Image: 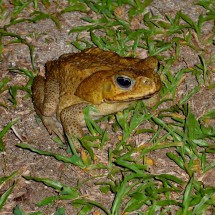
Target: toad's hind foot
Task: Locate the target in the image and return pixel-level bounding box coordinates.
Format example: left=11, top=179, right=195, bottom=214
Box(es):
left=40, top=115, right=65, bottom=142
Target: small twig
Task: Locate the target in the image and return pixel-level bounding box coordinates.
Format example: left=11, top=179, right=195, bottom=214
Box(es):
left=11, top=125, right=24, bottom=142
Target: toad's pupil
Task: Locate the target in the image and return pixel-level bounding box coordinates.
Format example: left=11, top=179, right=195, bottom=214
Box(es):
left=116, top=76, right=132, bottom=89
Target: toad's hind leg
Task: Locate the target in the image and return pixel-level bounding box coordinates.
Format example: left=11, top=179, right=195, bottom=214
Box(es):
left=60, top=103, right=88, bottom=150
left=32, top=76, right=64, bottom=141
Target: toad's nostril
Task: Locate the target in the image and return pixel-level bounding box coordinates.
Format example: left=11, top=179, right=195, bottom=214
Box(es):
left=143, top=79, right=152, bottom=85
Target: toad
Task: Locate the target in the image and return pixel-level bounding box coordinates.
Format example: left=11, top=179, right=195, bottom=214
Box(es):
left=32, top=47, right=161, bottom=149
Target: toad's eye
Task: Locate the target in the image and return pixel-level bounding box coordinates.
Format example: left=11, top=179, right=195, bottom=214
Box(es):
left=115, top=75, right=134, bottom=89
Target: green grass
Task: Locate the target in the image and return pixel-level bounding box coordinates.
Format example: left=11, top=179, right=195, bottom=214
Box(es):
left=0, top=119, right=18, bottom=151
left=0, top=0, right=214, bottom=214
left=0, top=171, right=18, bottom=211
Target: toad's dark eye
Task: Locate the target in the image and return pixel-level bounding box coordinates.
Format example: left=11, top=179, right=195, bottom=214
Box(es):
left=115, top=75, right=134, bottom=89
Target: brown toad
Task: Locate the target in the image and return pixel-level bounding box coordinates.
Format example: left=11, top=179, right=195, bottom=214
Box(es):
left=32, top=47, right=161, bottom=148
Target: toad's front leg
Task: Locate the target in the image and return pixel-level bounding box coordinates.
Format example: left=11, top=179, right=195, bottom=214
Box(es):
left=60, top=103, right=88, bottom=151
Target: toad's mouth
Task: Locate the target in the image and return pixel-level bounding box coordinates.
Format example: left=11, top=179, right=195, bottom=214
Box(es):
left=103, top=91, right=159, bottom=103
